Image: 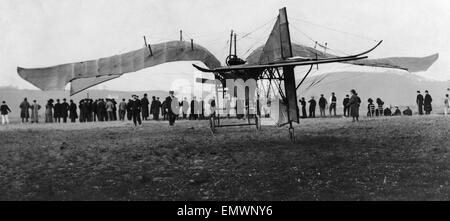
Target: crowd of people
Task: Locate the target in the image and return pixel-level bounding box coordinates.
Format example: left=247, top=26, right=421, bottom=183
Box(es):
left=298, top=89, right=449, bottom=122
left=1, top=89, right=449, bottom=126
left=299, top=89, right=363, bottom=122
left=2, top=91, right=217, bottom=126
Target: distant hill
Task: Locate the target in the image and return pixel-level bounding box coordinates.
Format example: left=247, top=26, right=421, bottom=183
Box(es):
left=297, top=71, right=450, bottom=109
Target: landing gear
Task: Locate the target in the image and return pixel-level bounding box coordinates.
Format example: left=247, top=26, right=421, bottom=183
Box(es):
left=209, top=116, right=216, bottom=134
left=255, top=115, right=261, bottom=130
left=288, top=126, right=295, bottom=142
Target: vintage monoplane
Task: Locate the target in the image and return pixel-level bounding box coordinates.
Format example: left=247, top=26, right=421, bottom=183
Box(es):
left=17, top=7, right=438, bottom=140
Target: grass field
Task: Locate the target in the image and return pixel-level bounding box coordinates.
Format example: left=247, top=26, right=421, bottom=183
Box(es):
left=0, top=115, right=449, bottom=200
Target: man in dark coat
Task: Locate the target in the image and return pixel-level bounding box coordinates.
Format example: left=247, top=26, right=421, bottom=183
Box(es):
left=156, top=97, right=162, bottom=120
left=329, top=92, right=337, bottom=116
left=141, top=94, right=150, bottom=121
left=131, top=95, right=142, bottom=126
left=424, top=90, right=433, bottom=115
left=92, top=99, right=98, bottom=122
left=318, top=94, right=327, bottom=117
left=60, top=99, right=69, bottom=123
left=81, top=99, right=89, bottom=122
left=150, top=96, right=160, bottom=120
left=96, top=99, right=105, bottom=121
left=86, top=99, right=93, bottom=122
left=165, top=91, right=178, bottom=126
left=126, top=99, right=133, bottom=121
left=161, top=99, right=167, bottom=121
left=299, top=97, right=307, bottom=118
left=69, top=100, right=78, bottom=123
left=348, top=89, right=361, bottom=122
left=308, top=97, right=316, bottom=118
left=78, top=100, right=84, bottom=122
left=416, top=90, right=424, bottom=115
left=54, top=99, right=62, bottom=123
left=112, top=99, right=117, bottom=121
left=19, top=98, right=30, bottom=123
left=343, top=94, right=350, bottom=117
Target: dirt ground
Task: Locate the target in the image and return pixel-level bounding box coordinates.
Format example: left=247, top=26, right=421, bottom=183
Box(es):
left=0, top=115, right=449, bottom=200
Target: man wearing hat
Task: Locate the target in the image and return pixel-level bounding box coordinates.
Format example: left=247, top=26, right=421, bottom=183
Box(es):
left=166, top=91, right=178, bottom=126
left=416, top=90, right=424, bottom=115
left=61, top=98, right=69, bottom=123
left=444, top=94, right=449, bottom=116
left=141, top=93, right=150, bottom=121
left=424, top=90, right=433, bottom=115
left=131, top=95, right=142, bottom=126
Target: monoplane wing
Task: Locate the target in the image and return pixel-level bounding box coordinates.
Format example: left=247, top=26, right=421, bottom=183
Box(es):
left=193, top=55, right=368, bottom=73
left=17, top=40, right=221, bottom=95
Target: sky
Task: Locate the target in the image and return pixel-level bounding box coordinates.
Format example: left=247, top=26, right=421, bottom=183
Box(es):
left=1, top=0, right=449, bottom=91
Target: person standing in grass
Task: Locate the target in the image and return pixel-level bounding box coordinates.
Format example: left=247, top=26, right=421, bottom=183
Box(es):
left=19, top=97, right=30, bottom=123
left=343, top=94, right=350, bottom=117
left=424, top=90, right=433, bottom=115
left=131, top=95, right=142, bottom=126
left=367, top=98, right=376, bottom=117
left=308, top=96, right=316, bottom=118
left=45, top=99, right=54, bottom=123
left=348, top=89, right=361, bottom=122
left=299, top=97, right=307, bottom=118
left=329, top=92, right=337, bottom=117
left=126, top=99, right=133, bottom=121
left=54, top=99, right=61, bottom=123
left=69, top=100, right=78, bottom=123
left=106, top=99, right=114, bottom=122
left=119, top=99, right=127, bottom=121
left=30, top=100, right=41, bottom=123
left=416, top=90, right=424, bottom=115
left=165, top=91, right=178, bottom=126
left=376, top=98, right=384, bottom=117
left=61, top=99, right=69, bottom=123
left=1, top=101, right=11, bottom=125
left=318, top=94, right=327, bottom=117
left=444, top=94, right=449, bottom=116
left=141, top=94, right=150, bottom=121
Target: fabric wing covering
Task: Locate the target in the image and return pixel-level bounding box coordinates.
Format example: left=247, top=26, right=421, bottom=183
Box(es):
left=17, top=41, right=221, bottom=95
left=269, top=98, right=289, bottom=126
left=246, top=43, right=438, bottom=72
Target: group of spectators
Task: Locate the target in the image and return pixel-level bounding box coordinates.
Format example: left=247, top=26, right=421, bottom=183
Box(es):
left=1, top=91, right=216, bottom=126
left=297, top=89, right=450, bottom=122
left=1, top=88, right=449, bottom=126
left=298, top=89, right=362, bottom=122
